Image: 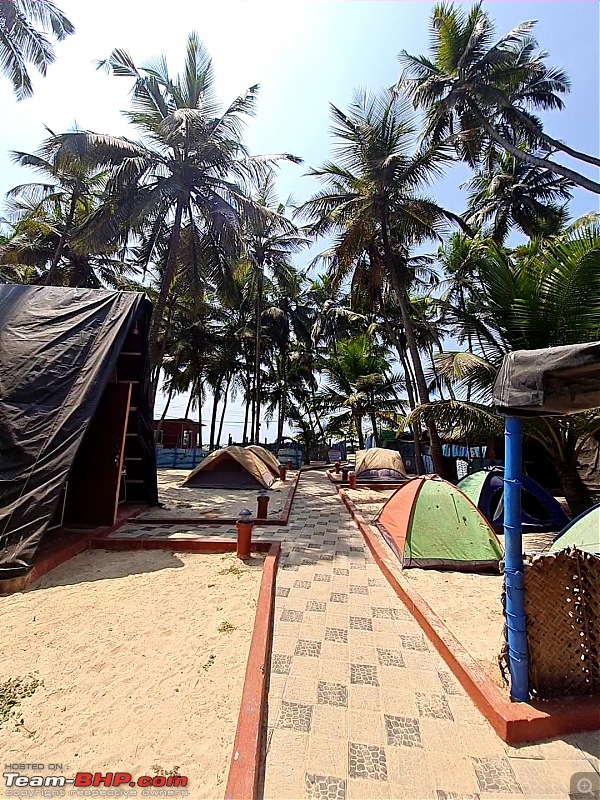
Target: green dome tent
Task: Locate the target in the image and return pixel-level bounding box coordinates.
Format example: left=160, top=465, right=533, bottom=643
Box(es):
left=375, top=476, right=503, bottom=572
left=549, top=504, right=600, bottom=555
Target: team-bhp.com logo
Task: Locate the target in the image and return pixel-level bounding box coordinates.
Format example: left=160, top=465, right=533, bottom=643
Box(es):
left=3, top=771, right=188, bottom=792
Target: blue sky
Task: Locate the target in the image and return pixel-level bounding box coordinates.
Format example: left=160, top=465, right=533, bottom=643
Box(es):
left=1, top=0, right=598, bottom=443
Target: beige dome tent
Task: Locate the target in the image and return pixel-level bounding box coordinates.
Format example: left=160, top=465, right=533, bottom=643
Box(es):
left=247, top=445, right=280, bottom=476
left=355, top=448, right=408, bottom=482
left=183, top=446, right=276, bottom=489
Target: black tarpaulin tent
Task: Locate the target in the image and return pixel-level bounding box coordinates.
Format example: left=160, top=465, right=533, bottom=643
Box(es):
left=0, top=285, right=158, bottom=577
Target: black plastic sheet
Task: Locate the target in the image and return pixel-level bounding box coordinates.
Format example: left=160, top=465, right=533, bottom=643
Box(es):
left=0, top=285, right=157, bottom=575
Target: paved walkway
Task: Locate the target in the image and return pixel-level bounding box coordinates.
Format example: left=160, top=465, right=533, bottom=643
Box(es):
left=262, top=471, right=598, bottom=800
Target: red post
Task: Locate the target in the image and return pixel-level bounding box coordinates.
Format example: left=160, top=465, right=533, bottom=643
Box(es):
left=287, top=459, right=294, bottom=471
left=256, top=490, right=270, bottom=519
left=348, top=471, right=357, bottom=489
left=236, top=509, right=253, bottom=560
left=279, top=465, right=287, bottom=481
left=334, top=461, right=341, bottom=474
left=341, top=466, right=350, bottom=481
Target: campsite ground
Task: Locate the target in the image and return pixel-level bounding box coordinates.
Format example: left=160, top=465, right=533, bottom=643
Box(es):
left=347, top=486, right=557, bottom=690
left=133, top=468, right=291, bottom=520
left=0, top=549, right=263, bottom=798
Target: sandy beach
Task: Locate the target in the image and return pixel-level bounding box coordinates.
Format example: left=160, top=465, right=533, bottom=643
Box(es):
left=133, top=468, right=292, bottom=521
left=0, top=549, right=263, bottom=799
left=345, top=486, right=395, bottom=520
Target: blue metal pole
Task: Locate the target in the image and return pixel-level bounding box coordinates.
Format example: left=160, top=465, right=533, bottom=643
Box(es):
left=503, top=415, right=529, bottom=701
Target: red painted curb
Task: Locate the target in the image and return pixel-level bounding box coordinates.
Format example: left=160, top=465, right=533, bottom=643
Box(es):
left=129, top=472, right=301, bottom=527
left=336, top=487, right=600, bottom=744
left=225, top=543, right=280, bottom=800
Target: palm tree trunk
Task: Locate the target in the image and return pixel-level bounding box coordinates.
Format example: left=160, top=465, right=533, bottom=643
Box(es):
left=369, top=412, right=380, bottom=447
left=155, top=384, right=175, bottom=442
left=253, top=259, right=264, bottom=444
left=470, top=106, right=600, bottom=195
left=209, top=380, right=222, bottom=450
left=381, top=219, right=446, bottom=476
left=383, top=313, right=422, bottom=452
left=148, top=198, right=185, bottom=374
left=278, top=351, right=287, bottom=447
left=354, top=413, right=365, bottom=449
left=309, top=383, right=326, bottom=443
left=561, top=459, right=594, bottom=517
left=184, top=388, right=194, bottom=420
left=243, top=370, right=251, bottom=444
left=428, top=343, right=445, bottom=400
left=198, top=380, right=204, bottom=449
left=250, top=376, right=256, bottom=446
left=509, top=106, right=600, bottom=169
left=217, top=374, right=232, bottom=447
left=45, top=192, right=78, bottom=286
left=396, top=337, right=424, bottom=475
left=397, top=289, right=446, bottom=476
left=150, top=300, right=176, bottom=407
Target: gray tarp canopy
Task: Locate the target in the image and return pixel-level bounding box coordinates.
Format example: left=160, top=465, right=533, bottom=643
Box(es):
left=493, top=342, right=600, bottom=416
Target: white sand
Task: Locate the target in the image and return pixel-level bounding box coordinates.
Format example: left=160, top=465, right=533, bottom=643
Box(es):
left=345, top=487, right=394, bottom=521
left=134, top=468, right=291, bottom=520
left=0, top=549, right=263, bottom=798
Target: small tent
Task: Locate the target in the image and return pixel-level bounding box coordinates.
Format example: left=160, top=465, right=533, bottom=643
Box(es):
left=0, top=285, right=158, bottom=578
left=355, top=448, right=408, bottom=482
left=247, top=445, right=280, bottom=476
left=183, top=446, right=276, bottom=489
left=375, top=476, right=503, bottom=572
left=549, top=504, right=600, bottom=555
left=458, top=468, right=568, bottom=533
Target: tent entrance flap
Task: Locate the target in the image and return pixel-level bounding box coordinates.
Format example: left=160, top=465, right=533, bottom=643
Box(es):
left=63, top=382, right=131, bottom=528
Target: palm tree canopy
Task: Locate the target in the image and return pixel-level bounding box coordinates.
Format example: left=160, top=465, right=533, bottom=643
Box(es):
left=0, top=0, right=74, bottom=100
left=398, top=2, right=569, bottom=159
left=463, top=144, right=572, bottom=242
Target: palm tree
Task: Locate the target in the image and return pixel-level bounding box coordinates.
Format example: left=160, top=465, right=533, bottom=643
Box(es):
left=463, top=145, right=572, bottom=243
left=309, top=276, right=364, bottom=358
left=236, top=172, right=306, bottom=443
left=1, top=131, right=129, bottom=286
left=411, top=217, right=600, bottom=514
left=398, top=2, right=600, bottom=194
left=260, top=269, right=313, bottom=446
left=319, top=334, right=404, bottom=449
left=300, top=88, right=457, bottom=474
left=48, top=33, right=299, bottom=380
left=0, top=0, right=74, bottom=100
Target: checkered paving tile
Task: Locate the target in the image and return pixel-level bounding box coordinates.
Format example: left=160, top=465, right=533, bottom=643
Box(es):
left=348, top=742, right=388, bottom=781
left=278, top=700, right=313, bottom=733
left=261, top=470, right=590, bottom=800
left=317, top=681, right=348, bottom=707
left=350, top=664, right=379, bottom=686
left=325, top=627, right=348, bottom=643
left=305, top=773, right=346, bottom=800
left=384, top=715, right=422, bottom=747
left=296, top=639, right=323, bottom=658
